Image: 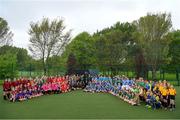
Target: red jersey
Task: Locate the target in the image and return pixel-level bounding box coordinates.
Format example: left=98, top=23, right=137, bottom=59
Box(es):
left=4, top=81, right=11, bottom=90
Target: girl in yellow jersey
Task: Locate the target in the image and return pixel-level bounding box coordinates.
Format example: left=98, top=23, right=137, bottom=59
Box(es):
left=158, top=83, right=164, bottom=94
left=169, top=85, right=176, bottom=111
left=161, top=87, right=169, bottom=109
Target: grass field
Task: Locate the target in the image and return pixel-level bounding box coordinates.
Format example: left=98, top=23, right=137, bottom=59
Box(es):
left=0, top=86, right=180, bottom=119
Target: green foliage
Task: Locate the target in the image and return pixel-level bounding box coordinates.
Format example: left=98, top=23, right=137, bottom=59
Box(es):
left=0, top=52, right=18, bottom=79
left=0, top=45, right=33, bottom=78
left=28, top=17, right=71, bottom=75
left=133, top=13, right=172, bottom=78
left=0, top=45, right=31, bottom=71
left=0, top=13, right=179, bottom=78
left=94, top=22, right=136, bottom=71
left=16, top=48, right=30, bottom=70
left=63, top=32, right=96, bottom=69
left=169, top=30, right=180, bottom=68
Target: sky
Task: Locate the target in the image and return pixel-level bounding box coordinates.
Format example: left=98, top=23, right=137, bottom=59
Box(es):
left=0, top=0, right=180, bottom=49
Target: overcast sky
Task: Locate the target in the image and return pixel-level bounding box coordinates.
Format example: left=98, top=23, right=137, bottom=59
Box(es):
left=0, top=0, right=179, bottom=49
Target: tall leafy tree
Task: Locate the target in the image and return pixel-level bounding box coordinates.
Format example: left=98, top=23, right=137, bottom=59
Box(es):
left=0, top=45, right=32, bottom=71
left=28, top=17, right=71, bottom=75
left=67, top=53, right=77, bottom=74
left=134, top=13, right=172, bottom=79
left=16, top=48, right=31, bottom=71
left=94, top=22, right=135, bottom=73
left=168, top=30, right=180, bottom=68
left=0, top=17, right=13, bottom=46
left=0, top=52, right=17, bottom=79
left=63, top=32, right=96, bottom=69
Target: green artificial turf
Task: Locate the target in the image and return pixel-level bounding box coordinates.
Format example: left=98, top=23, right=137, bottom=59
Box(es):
left=0, top=86, right=180, bottom=119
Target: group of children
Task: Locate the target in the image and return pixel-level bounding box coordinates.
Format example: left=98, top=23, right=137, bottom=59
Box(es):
left=41, top=76, right=69, bottom=94
left=84, top=75, right=177, bottom=111
left=84, top=76, right=140, bottom=105
left=136, top=78, right=176, bottom=111
left=2, top=74, right=92, bottom=102
left=3, top=77, right=43, bottom=102
left=68, top=74, right=88, bottom=90
left=84, top=76, right=113, bottom=93
left=2, top=74, right=177, bottom=111
left=3, top=76, right=70, bottom=102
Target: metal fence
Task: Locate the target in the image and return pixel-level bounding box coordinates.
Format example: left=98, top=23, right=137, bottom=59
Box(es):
left=0, top=63, right=179, bottom=86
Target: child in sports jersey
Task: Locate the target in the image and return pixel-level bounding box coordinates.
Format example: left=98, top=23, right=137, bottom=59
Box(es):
left=34, top=84, right=41, bottom=97
left=10, top=89, right=17, bottom=102
left=150, top=93, right=156, bottom=110
left=139, top=87, right=145, bottom=101
left=126, top=90, right=133, bottom=104
left=117, top=83, right=121, bottom=92
left=51, top=82, right=56, bottom=94
left=113, top=86, right=119, bottom=96
left=132, top=92, right=140, bottom=106
left=47, top=82, right=52, bottom=94
left=109, top=86, right=115, bottom=95
left=26, top=89, right=33, bottom=99
left=64, top=81, right=69, bottom=92
left=169, top=85, right=176, bottom=111
left=18, top=90, right=27, bottom=101
left=161, top=87, right=169, bottom=110
left=4, top=79, right=11, bottom=100
left=155, top=94, right=161, bottom=109
left=145, top=91, right=151, bottom=107
left=84, top=82, right=91, bottom=92
left=60, top=82, right=65, bottom=93
left=41, top=82, right=48, bottom=94
left=145, top=81, right=151, bottom=91
left=121, top=87, right=126, bottom=99
left=55, top=82, right=60, bottom=94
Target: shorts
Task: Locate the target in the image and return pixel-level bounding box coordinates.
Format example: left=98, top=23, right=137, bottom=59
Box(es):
left=170, top=99, right=174, bottom=104
left=170, top=95, right=175, bottom=100
left=163, top=95, right=167, bottom=99
left=163, top=95, right=167, bottom=103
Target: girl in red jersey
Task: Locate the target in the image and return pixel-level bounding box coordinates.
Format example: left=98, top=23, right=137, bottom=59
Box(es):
left=10, top=87, right=17, bottom=102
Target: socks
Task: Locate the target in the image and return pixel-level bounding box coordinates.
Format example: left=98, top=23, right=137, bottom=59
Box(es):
left=170, top=104, right=172, bottom=109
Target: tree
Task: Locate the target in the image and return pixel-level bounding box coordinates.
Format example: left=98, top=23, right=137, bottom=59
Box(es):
left=63, top=32, right=96, bottom=69
left=168, top=30, right=180, bottom=67
left=134, top=13, right=172, bottom=79
left=67, top=53, right=77, bottom=75
left=0, top=45, right=31, bottom=71
left=0, top=17, right=13, bottom=46
left=28, top=17, right=71, bottom=75
left=94, top=22, right=135, bottom=74
left=16, top=48, right=31, bottom=71
left=0, top=52, right=18, bottom=79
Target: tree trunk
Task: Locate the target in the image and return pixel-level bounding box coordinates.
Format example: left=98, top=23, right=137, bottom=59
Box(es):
left=134, top=48, right=148, bottom=78
left=43, top=60, right=47, bottom=75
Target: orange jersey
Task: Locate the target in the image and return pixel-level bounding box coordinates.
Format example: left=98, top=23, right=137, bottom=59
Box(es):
left=159, top=86, right=163, bottom=93
left=161, top=88, right=168, bottom=96
left=169, top=88, right=176, bottom=96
